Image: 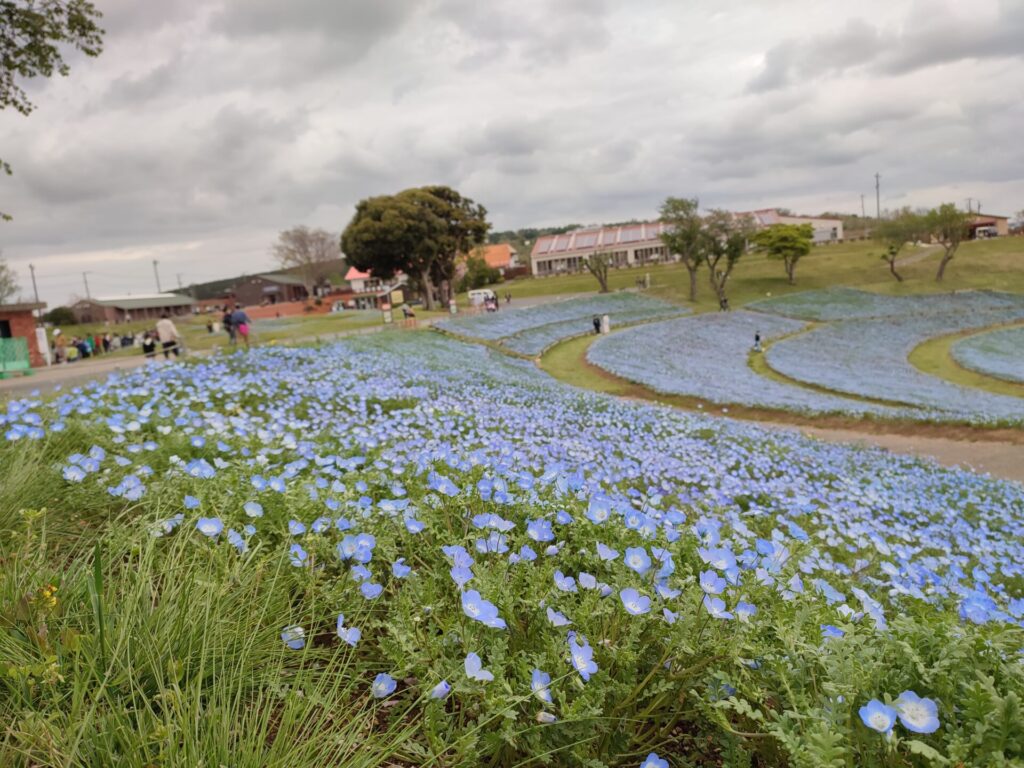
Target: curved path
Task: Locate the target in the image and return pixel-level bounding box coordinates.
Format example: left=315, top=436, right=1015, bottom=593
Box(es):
left=539, top=333, right=1024, bottom=484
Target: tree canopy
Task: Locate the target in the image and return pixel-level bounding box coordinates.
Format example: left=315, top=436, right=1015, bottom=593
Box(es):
left=873, top=208, right=926, bottom=282
left=926, top=203, right=971, bottom=282
left=752, top=223, right=814, bottom=285
left=659, top=197, right=703, bottom=301
left=0, top=254, right=18, bottom=303
left=341, top=186, right=488, bottom=310
left=702, top=210, right=755, bottom=304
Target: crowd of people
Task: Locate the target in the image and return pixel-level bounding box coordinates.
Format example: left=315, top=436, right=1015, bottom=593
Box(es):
left=48, top=304, right=259, bottom=365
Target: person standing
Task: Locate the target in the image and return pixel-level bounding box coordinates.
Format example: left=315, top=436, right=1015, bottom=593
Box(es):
left=230, top=304, right=252, bottom=349
left=592, top=315, right=601, bottom=335
left=53, top=329, right=68, bottom=364
left=141, top=331, right=157, bottom=359
left=156, top=313, right=181, bottom=358
left=222, top=306, right=235, bottom=345
left=753, top=331, right=762, bottom=353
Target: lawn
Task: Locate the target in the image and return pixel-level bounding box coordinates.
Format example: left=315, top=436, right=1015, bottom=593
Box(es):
left=489, top=237, right=1024, bottom=313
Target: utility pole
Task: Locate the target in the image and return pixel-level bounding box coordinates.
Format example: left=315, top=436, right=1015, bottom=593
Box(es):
left=176, top=273, right=183, bottom=290
left=29, top=264, right=41, bottom=321
left=860, top=194, right=865, bottom=218
left=874, top=173, right=881, bottom=219
left=82, top=271, right=91, bottom=299
left=966, top=198, right=973, bottom=214
left=153, top=259, right=162, bottom=293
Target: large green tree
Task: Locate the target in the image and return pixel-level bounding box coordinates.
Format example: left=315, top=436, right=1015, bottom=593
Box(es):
left=658, top=197, right=703, bottom=301
left=926, top=203, right=972, bottom=282
left=701, top=210, right=755, bottom=306
left=873, top=207, right=926, bottom=282
left=752, top=222, right=814, bottom=285
left=341, top=186, right=488, bottom=310
left=1, top=0, right=104, bottom=217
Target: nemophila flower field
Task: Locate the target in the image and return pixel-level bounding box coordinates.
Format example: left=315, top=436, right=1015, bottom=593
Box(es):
left=765, top=311, right=1024, bottom=425
left=2, top=332, right=1024, bottom=766
left=951, top=326, right=1024, bottom=384
left=586, top=312, right=918, bottom=419
left=437, top=292, right=685, bottom=354
left=747, top=287, right=1024, bottom=322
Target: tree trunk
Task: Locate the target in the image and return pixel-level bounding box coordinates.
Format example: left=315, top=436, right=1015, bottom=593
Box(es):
left=887, top=258, right=903, bottom=282
left=420, top=271, right=437, bottom=310
left=935, top=250, right=953, bottom=282
left=785, top=259, right=796, bottom=285
left=597, top=270, right=609, bottom=293
left=686, top=266, right=698, bottom=302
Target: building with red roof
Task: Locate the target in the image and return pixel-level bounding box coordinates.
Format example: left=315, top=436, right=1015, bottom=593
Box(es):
left=530, top=221, right=672, bottom=276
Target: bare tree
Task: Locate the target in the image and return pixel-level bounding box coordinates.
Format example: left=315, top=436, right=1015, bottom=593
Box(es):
left=0, top=253, right=19, bottom=304
left=271, top=226, right=340, bottom=298
left=585, top=251, right=613, bottom=293
left=927, top=203, right=971, bottom=282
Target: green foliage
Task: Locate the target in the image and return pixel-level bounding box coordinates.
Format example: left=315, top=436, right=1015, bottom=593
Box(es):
left=926, top=203, right=973, bottom=282
left=342, top=186, right=488, bottom=310
left=873, top=208, right=928, bottom=282
left=0, top=254, right=17, bottom=302
left=753, top=223, right=815, bottom=285
left=458, top=256, right=502, bottom=293
left=659, top=197, right=703, bottom=301
left=702, top=209, right=755, bottom=303
left=42, top=305, right=76, bottom=325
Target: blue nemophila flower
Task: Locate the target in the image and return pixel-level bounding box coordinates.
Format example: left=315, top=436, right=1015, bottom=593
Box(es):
left=553, top=571, right=577, bottom=592
left=281, top=625, right=305, bottom=650
left=404, top=516, right=425, bottom=533
left=700, top=570, right=726, bottom=595
left=442, top=544, right=474, bottom=568
left=547, top=606, right=572, bottom=627
left=536, top=711, right=557, bottom=724
left=531, top=669, right=552, bottom=703
left=894, top=691, right=940, bottom=734
left=361, top=582, right=383, bottom=599
left=336, top=614, right=361, bottom=647
left=654, top=580, right=680, bottom=599
left=196, top=517, right=223, bottom=538
left=269, top=476, right=286, bottom=493
left=461, top=590, right=507, bottom=629
left=640, top=753, right=668, bottom=768
left=226, top=529, right=247, bottom=553
left=288, top=519, right=306, bottom=536
left=821, top=624, right=845, bottom=640
left=663, top=608, right=678, bottom=624
left=518, top=544, right=537, bottom=562
left=183, top=495, right=200, bottom=509
left=289, top=543, right=308, bottom=567
left=62, top=465, right=87, bottom=482
left=464, top=652, right=494, bottom=682
left=371, top=673, right=397, bottom=698
left=243, top=501, right=263, bottom=518
left=526, top=518, right=554, bottom=542
left=620, top=588, right=652, bottom=615
left=579, top=572, right=597, bottom=589
left=596, top=542, right=619, bottom=561
left=430, top=680, right=451, bottom=700
left=568, top=632, right=598, bottom=681
left=450, top=566, right=474, bottom=588
left=392, top=558, right=411, bottom=578
left=860, top=699, right=898, bottom=734
left=624, top=547, right=651, bottom=575
left=735, top=601, right=757, bottom=622
left=702, top=595, right=734, bottom=620
left=586, top=495, right=612, bottom=524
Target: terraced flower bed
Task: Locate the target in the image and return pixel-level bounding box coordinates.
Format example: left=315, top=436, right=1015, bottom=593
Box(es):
left=748, top=287, right=1024, bottom=321
left=586, top=312, right=917, bottom=419
left=4, top=333, right=1023, bottom=765
left=438, top=292, right=686, bottom=352
left=951, top=326, right=1024, bottom=384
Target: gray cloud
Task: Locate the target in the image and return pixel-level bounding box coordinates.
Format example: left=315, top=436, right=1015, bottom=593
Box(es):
left=1, top=0, right=1023, bottom=306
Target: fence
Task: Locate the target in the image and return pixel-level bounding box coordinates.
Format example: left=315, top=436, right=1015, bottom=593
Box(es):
left=0, top=337, right=31, bottom=378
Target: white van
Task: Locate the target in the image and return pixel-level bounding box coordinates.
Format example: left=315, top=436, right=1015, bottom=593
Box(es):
left=467, top=289, right=497, bottom=306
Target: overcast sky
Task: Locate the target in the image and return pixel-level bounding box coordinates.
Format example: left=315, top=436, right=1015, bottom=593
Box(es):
left=1, top=0, right=1022, bottom=305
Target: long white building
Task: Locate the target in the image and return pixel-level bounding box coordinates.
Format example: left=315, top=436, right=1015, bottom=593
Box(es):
left=530, top=221, right=674, bottom=276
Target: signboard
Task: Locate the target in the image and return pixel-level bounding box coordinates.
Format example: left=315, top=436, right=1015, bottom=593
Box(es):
left=390, top=289, right=404, bottom=305
left=381, top=302, right=393, bottom=324
left=35, top=327, right=51, bottom=366
left=449, top=299, right=458, bottom=315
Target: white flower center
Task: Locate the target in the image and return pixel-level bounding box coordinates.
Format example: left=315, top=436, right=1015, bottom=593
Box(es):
left=869, top=712, right=890, bottom=730
left=901, top=702, right=927, bottom=725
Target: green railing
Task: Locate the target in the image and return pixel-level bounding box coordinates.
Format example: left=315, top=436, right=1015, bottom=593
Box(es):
left=0, top=337, right=31, bottom=377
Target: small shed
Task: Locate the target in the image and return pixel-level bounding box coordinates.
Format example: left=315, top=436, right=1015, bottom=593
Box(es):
left=0, top=302, right=47, bottom=372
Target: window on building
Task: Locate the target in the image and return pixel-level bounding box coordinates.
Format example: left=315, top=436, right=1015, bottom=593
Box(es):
left=0, top=320, right=11, bottom=338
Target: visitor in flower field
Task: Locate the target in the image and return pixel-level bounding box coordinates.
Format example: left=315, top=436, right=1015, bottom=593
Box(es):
left=222, top=306, right=235, bottom=345
left=230, top=304, right=253, bottom=348
left=52, top=329, right=67, bottom=363
left=593, top=315, right=601, bottom=334
left=156, top=313, right=181, bottom=359
left=141, top=331, right=157, bottom=359
left=753, top=331, right=762, bottom=352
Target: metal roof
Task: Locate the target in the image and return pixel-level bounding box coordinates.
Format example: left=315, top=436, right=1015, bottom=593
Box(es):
left=84, top=294, right=195, bottom=310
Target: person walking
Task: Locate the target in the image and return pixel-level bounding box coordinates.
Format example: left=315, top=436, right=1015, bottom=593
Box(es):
left=156, top=313, right=181, bottom=358
left=753, top=331, right=762, bottom=353
left=592, top=315, right=601, bottom=335
left=230, top=304, right=252, bottom=349
left=222, top=306, right=236, bottom=345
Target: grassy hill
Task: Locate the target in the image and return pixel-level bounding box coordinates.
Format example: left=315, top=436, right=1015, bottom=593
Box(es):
left=492, top=237, right=1024, bottom=313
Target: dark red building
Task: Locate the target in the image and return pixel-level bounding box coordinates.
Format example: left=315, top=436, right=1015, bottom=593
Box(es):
left=0, top=302, right=47, bottom=370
